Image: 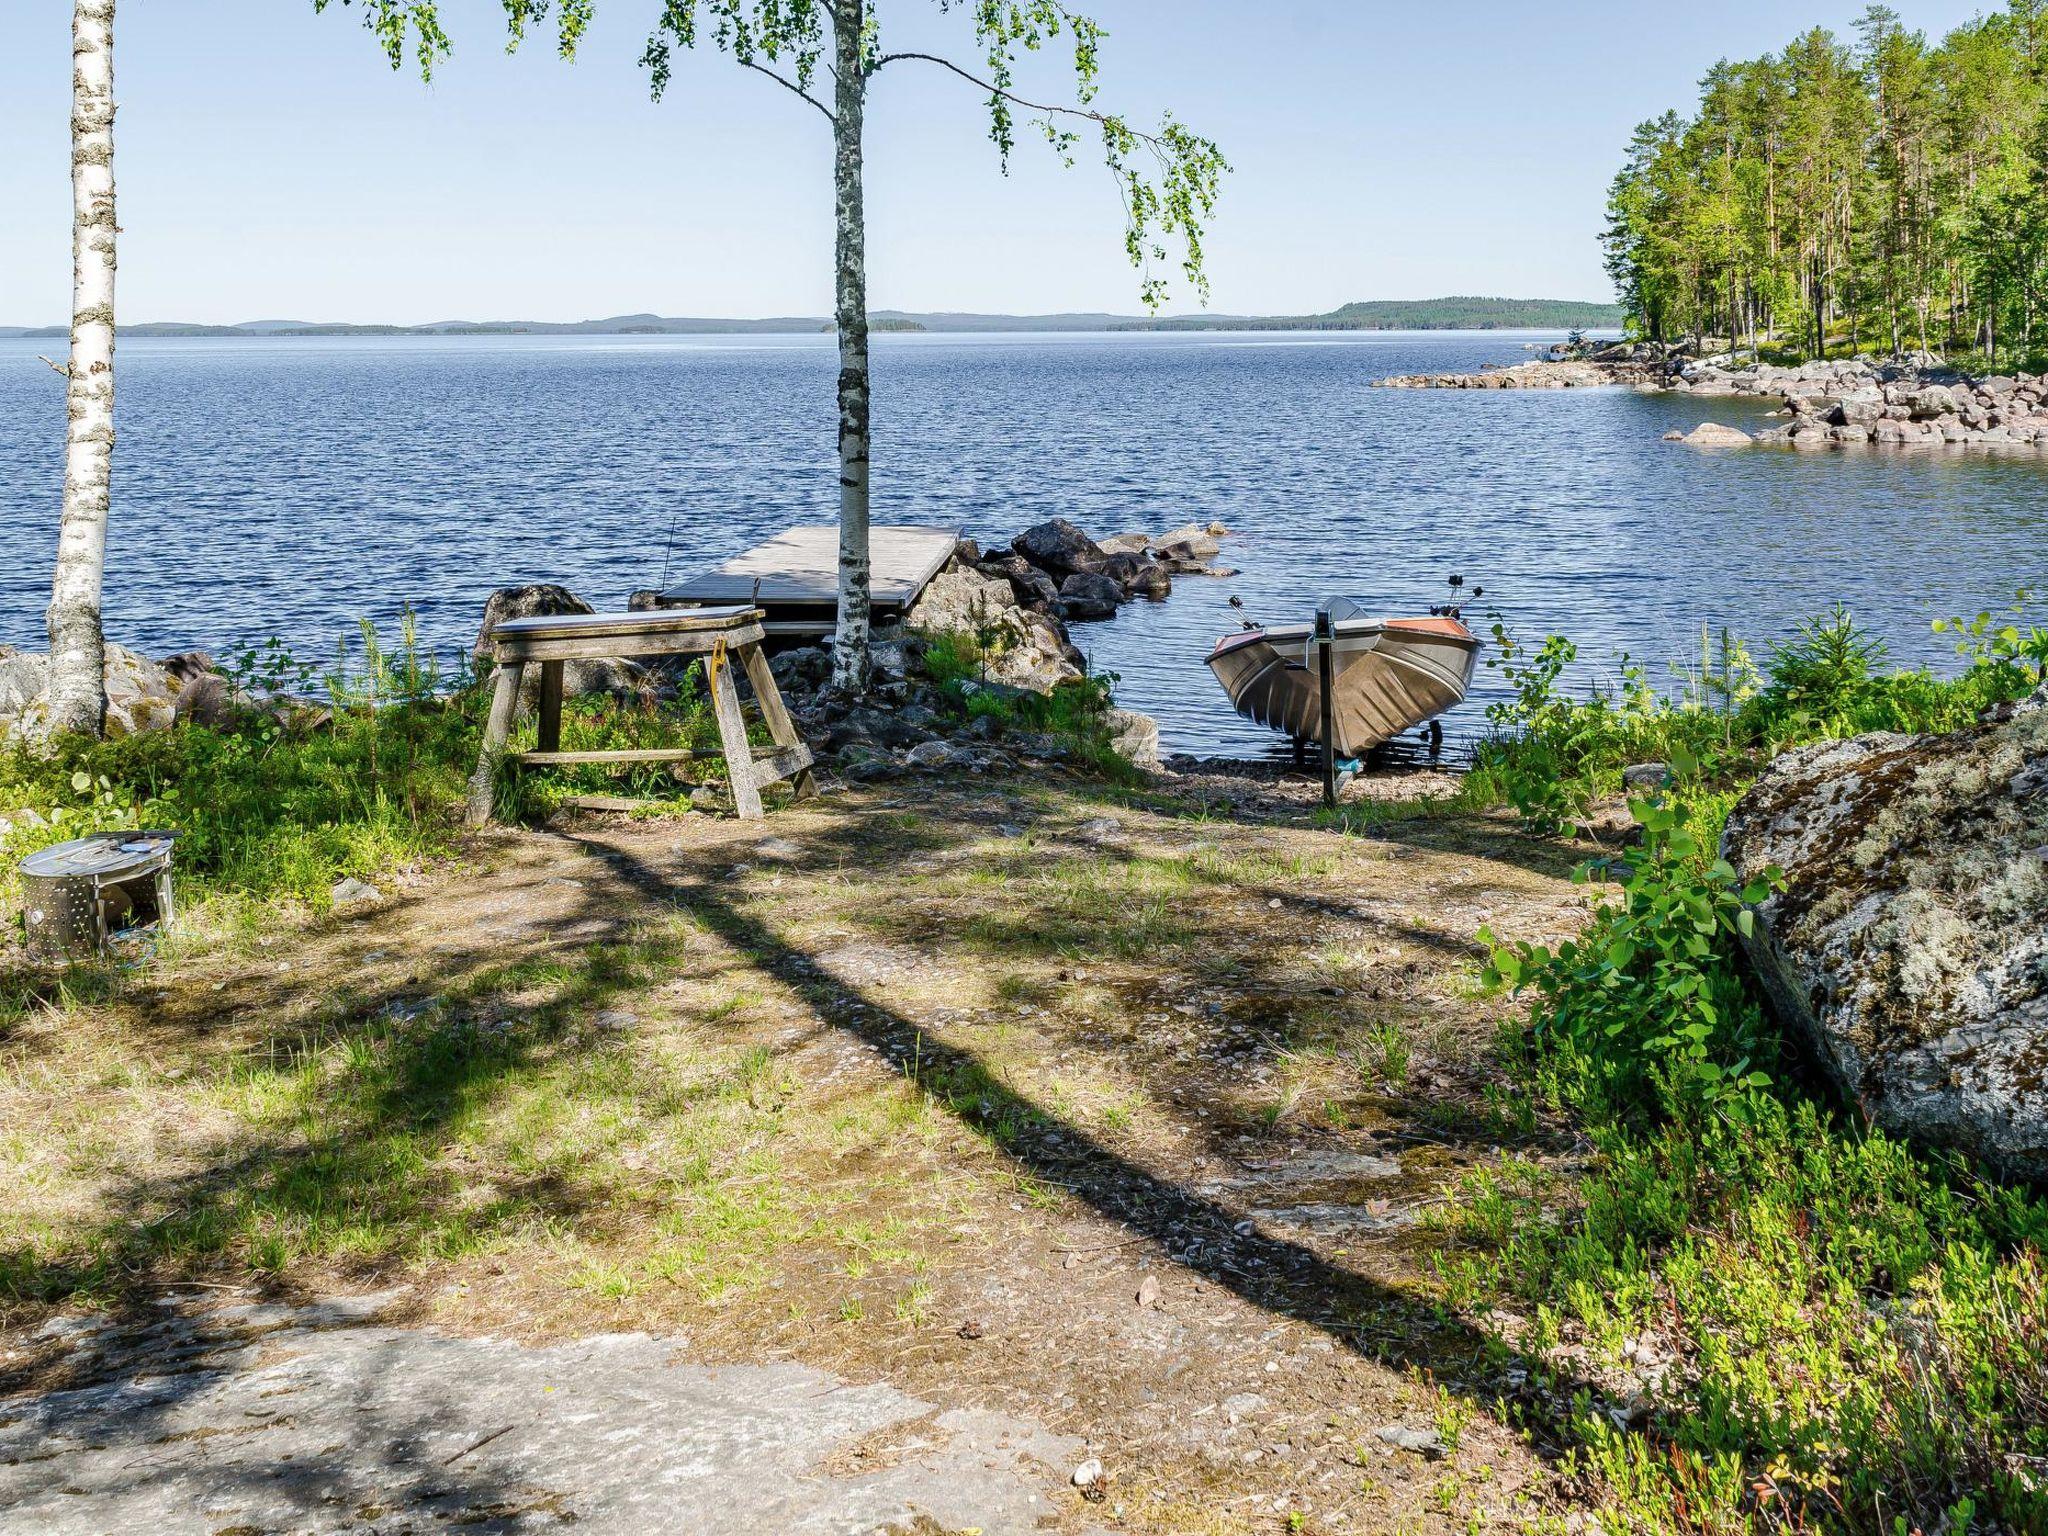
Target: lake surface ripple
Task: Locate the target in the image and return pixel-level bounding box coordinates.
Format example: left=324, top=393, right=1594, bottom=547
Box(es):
left=3, top=330, right=2044, bottom=756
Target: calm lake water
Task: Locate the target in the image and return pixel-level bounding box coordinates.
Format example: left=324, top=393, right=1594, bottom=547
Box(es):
left=3, top=330, right=2046, bottom=756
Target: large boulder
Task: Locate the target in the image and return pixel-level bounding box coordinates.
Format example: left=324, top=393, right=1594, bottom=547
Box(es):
left=1057, top=571, right=1125, bottom=622
left=1104, top=707, right=1161, bottom=769
left=1096, top=550, right=1171, bottom=599
left=975, top=553, right=1063, bottom=612
left=1150, top=524, right=1221, bottom=561
left=905, top=561, right=1081, bottom=692
left=905, top=563, right=1019, bottom=637
left=0, top=643, right=179, bottom=743
left=1722, top=689, right=2048, bottom=1178
left=0, top=646, right=48, bottom=719
left=1011, top=518, right=1105, bottom=578
left=472, top=585, right=644, bottom=707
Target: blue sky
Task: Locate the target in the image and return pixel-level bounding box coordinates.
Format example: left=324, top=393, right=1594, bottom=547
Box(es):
left=0, top=0, right=2000, bottom=324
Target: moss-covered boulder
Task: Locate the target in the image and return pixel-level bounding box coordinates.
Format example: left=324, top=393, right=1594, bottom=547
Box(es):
left=0, top=643, right=179, bottom=744
left=1722, top=687, right=2048, bottom=1178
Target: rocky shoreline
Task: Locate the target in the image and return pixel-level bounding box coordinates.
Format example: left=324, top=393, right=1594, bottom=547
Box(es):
left=1376, top=355, right=1666, bottom=390
left=1669, top=358, right=2048, bottom=447
left=1379, top=345, right=2048, bottom=448
left=1, top=517, right=1235, bottom=785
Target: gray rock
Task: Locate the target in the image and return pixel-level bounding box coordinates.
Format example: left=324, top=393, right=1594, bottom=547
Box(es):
left=978, top=554, right=1064, bottom=611
left=173, top=672, right=247, bottom=730
left=1058, top=571, right=1125, bottom=621
left=1679, top=421, right=1753, bottom=446
left=1095, top=532, right=1154, bottom=555
left=0, top=646, right=49, bottom=719
left=906, top=562, right=1018, bottom=633
left=1011, top=517, right=1105, bottom=577
left=329, top=877, right=383, bottom=908
left=0, top=1301, right=1081, bottom=1536
left=1623, top=762, right=1671, bottom=791
left=474, top=585, right=644, bottom=709
left=158, top=651, right=217, bottom=687
left=1150, top=524, right=1222, bottom=560
left=1375, top=1423, right=1446, bottom=1458
left=1097, top=551, right=1171, bottom=599
left=905, top=739, right=954, bottom=768
left=0, top=644, right=180, bottom=743
left=1104, top=707, right=1161, bottom=769
left=1722, top=690, right=2048, bottom=1178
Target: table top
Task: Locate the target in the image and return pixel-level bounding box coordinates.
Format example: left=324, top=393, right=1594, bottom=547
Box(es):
left=489, top=605, right=761, bottom=643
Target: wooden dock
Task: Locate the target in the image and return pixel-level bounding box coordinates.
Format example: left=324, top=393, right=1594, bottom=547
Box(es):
left=660, top=524, right=961, bottom=638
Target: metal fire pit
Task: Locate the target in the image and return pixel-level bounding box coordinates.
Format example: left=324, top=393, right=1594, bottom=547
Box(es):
left=19, top=831, right=178, bottom=963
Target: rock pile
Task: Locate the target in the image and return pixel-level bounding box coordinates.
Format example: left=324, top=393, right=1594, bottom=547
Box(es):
left=1377, top=360, right=1653, bottom=390
left=1664, top=358, right=2048, bottom=447
left=1722, top=687, right=2048, bottom=1178
left=774, top=515, right=1234, bottom=780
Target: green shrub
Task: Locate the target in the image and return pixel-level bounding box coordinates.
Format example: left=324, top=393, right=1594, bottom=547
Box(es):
left=912, top=626, right=1139, bottom=783
left=1481, top=788, right=1779, bottom=1126
left=1465, top=603, right=2039, bottom=836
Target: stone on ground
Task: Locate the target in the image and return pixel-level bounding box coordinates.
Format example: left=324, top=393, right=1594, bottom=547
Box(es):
left=1722, top=685, right=2048, bottom=1177
left=0, top=1299, right=1086, bottom=1536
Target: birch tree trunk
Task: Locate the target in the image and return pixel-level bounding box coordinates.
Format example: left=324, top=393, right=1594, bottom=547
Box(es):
left=48, top=0, right=117, bottom=738
left=828, top=0, right=873, bottom=695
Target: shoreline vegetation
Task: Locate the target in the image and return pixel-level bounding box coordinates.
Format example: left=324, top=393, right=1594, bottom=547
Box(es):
left=0, top=296, right=1624, bottom=340
left=1602, top=7, right=2048, bottom=374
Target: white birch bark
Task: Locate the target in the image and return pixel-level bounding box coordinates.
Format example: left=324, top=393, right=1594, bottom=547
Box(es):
left=828, top=0, right=873, bottom=695
left=48, top=0, right=117, bottom=738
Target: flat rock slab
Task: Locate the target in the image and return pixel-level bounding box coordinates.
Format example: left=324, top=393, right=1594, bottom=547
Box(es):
left=0, top=1297, right=1087, bottom=1535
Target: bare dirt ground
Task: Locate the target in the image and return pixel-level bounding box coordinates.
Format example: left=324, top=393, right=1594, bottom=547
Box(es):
left=0, top=762, right=1601, bottom=1534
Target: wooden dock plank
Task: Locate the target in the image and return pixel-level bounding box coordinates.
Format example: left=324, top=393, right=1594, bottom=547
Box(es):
left=661, top=525, right=961, bottom=610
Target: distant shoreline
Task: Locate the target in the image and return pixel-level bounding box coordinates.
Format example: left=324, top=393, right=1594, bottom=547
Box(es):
left=0, top=296, right=1623, bottom=341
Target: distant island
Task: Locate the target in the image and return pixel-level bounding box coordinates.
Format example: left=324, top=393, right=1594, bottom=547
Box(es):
left=0, top=297, right=1621, bottom=340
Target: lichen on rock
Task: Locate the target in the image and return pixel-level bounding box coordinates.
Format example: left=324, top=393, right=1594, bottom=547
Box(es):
left=1722, top=685, right=2048, bottom=1178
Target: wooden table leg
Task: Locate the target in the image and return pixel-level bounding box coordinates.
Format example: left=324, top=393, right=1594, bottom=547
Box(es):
left=536, top=660, right=564, bottom=754
left=466, top=661, right=524, bottom=826
left=707, top=648, right=764, bottom=820
left=739, top=643, right=818, bottom=801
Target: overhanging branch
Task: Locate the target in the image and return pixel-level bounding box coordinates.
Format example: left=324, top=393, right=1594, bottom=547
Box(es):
left=867, top=49, right=1152, bottom=144
left=740, top=58, right=834, bottom=123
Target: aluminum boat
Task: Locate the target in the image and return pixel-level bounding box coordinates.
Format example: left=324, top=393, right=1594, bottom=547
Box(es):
left=1205, top=598, right=1480, bottom=756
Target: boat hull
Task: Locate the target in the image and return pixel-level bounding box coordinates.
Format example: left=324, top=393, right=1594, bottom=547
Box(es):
left=1206, top=612, right=1479, bottom=756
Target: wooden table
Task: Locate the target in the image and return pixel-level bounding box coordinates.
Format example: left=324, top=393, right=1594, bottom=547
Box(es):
left=467, top=605, right=817, bottom=824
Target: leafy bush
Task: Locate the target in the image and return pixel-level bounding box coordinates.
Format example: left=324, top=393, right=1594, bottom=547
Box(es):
left=2, top=622, right=480, bottom=912
left=1465, top=603, right=2039, bottom=836
left=913, top=626, right=1139, bottom=783
left=1481, top=785, right=1779, bottom=1125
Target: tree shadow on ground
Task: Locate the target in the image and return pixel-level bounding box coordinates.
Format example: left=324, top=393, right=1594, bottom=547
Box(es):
left=0, top=775, right=1603, bottom=1488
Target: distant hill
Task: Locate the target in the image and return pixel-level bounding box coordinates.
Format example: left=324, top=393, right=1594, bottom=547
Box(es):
left=0, top=298, right=1622, bottom=339
left=1137, top=296, right=1626, bottom=332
